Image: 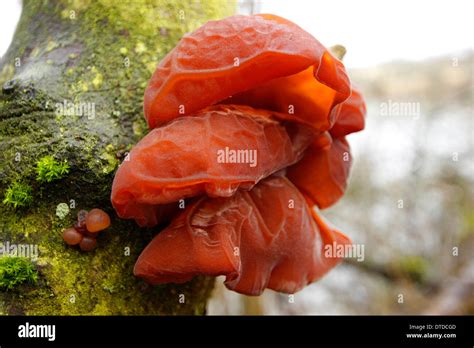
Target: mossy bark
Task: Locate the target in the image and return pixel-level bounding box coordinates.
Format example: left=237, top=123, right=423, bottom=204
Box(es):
left=0, top=0, right=235, bottom=315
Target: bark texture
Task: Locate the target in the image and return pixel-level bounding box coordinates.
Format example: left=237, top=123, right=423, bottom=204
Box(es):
left=0, top=0, right=235, bottom=315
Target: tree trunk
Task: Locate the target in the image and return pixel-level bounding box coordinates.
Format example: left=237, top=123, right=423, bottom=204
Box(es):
left=0, top=0, right=235, bottom=315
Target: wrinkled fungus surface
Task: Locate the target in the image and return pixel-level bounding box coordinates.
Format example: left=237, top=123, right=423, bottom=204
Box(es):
left=134, top=176, right=351, bottom=295
left=112, top=104, right=314, bottom=227
left=144, top=14, right=349, bottom=129
left=112, top=14, right=366, bottom=295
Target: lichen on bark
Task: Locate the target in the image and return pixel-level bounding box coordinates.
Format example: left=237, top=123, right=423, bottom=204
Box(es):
left=0, top=0, right=236, bottom=315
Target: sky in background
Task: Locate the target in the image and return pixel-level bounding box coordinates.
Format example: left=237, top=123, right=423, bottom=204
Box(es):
left=0, top=0, right=21, bottom=58
left=0, top=0, right=473, bottom=67
left=257, top=0, right=473, bottom=68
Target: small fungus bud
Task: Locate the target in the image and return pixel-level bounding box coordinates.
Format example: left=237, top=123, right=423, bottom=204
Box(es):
left=63, top=227, right=83, bottom=245
left=79, top=236, right=97, bottom=251
left=85, top=208, right=111, bottom=233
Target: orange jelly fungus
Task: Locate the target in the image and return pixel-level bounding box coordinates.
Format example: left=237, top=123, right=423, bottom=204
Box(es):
left=85, top=208, right=111, bottom=233
left=62, top=208, right=111, bottom=251
left=134, top=176, right=351, bottom=295
left=79, top=236, right=97, bottom=251
left=62, top=227, right=83, bottom=246
left=111, top=104, right=314, bottom=227
left=111, top=13, right=366, bottom=295
left=143, top=14, right=349, bottom=129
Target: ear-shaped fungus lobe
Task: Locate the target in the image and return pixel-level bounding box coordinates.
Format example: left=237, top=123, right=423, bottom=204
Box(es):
left=330, top=86, right=366, bottom=138
left=287, top=86, right=367, bottom=209
left=111, top=105, right=314, bottom=227
left=226, top=59, right=350, bottom=131
left=287, top=136, right=352, bottom=210
left=134, top=176, right=351, bottom=296
left=144, top=14, right=350, bottom=129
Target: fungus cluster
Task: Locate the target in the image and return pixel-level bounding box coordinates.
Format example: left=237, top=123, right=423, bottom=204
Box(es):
left=62, top=209, right=111, bottom=251
left=111, top=14, right=366, bottom=295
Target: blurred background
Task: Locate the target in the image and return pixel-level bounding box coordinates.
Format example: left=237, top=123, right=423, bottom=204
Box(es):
left=208, top=0, right=474, bottom=315
left=1, top=0, right=472, bottom=315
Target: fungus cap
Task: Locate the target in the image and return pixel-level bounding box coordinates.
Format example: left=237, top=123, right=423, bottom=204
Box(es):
left=134, top=176, right=351, bottom=295
left=144, top=14, right=350, bottom=129
left=111, top=105, right=314, bottom=227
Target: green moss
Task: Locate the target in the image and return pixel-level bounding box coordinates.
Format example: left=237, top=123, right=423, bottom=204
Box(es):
left=46, top=40, right=59, bottom=52
left=0, top=64, right=15, bottom=86
left=2, top=182, right=33, bottom=209
left=460, top=207, right=474, bottom=240
left=395, top=256, right=428, bottom=283
left=0, top=257, right=38, bottom=291
left=36, top=155, right=70, bottom=183
left=3, top=205, right=215, bottom=315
